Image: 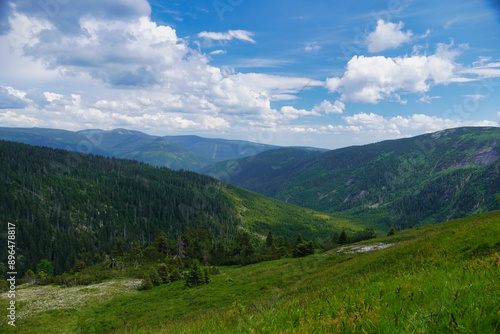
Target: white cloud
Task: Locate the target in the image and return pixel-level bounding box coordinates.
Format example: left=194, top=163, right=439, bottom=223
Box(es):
left=198, top=30, right=256, bottom=43
left=326, top=43, right=464, bottom=104
left=0, top=7, right=324, bottom=134
left=343, top=112, right=498, bottom=134
left=0, top=86, right=27, bottom=109
left=312, top=100, right=345, bottom=114
left=210, top=50, right=226, bottom=55
left=366, top=20, right=413, bottom=53
left=305, top=42, right=321, bottom=52
left=462, top=94, right=485, bottom=100
left=418, top=95, right=441, bottom=104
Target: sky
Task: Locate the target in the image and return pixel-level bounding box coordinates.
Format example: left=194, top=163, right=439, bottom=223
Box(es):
left=0, top=0, right=500, bottom=149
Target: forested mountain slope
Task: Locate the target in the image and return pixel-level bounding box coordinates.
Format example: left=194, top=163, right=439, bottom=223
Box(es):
left=205, top=127, right=500, bottom=229
left=0, top=140, right=356, bottom=275
left=0, top=127, right=281, bottom=171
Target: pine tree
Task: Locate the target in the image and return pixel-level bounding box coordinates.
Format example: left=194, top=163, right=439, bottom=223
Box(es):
left=185, top=260, right=203, bottom=287
left=203, top=267, right=210, bottom=284
left=158, top=264, right=170, bottom=283
left=338, top=230, right=348, bottom=244
left=387, top=227, right=396, bottom=236
left=169, top=267, right=182, bottom=282
left=142, top=272, right=153, bottom=290
left=266, top=231, right=274, bottom=248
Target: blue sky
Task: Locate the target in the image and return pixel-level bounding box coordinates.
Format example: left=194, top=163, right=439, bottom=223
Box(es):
left=0, top=0, right=499, bottom=149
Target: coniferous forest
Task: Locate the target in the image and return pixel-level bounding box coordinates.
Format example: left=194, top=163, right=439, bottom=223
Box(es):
left=0, top=140, right=354, bottom=277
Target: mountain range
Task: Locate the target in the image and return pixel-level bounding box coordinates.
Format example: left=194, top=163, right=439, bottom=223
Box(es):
left=0, top=127, right=283, bottom=172
left=203, top=127, right=500, bottom=229
left=0, top=140, right=356, bottom=275
left=1, top=126, right=498, bottom=231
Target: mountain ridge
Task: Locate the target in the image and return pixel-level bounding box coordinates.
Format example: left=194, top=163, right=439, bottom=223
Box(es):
left=203, top=126, right=500, bottom=229
left=0, top=127, right=283, bottom=171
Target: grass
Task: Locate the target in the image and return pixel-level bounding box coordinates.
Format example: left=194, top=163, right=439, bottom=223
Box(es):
left=1, top=211, right=499, bottom=333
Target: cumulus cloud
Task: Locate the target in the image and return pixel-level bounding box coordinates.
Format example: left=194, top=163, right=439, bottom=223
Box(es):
left=0, top=86, right=27, bottom=109
left=366, top=20, right=413, bottom=53
left=343, top=112, right=498, bottom=133
left=312, top=100, right=345, bottom=114
left=326, top=43, right=464, bottom=104
left=198, top=30, right=256, bottom=43
left=0, top=6, right=325, bottom=133
left=13, top=0, right=151, bottom=35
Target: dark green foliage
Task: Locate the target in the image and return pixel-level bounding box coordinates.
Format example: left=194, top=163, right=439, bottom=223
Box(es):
left=205, top=127, right=500, bottom=229
left=36, top=259, right=53, bottom=277
left=0, top=140, right=240, bottom=275
left=142, top=272, right=153, bottom=290
left=24, top=269, right=35, bottom=284
left=232, top=231, right=255, bottom=261
left=209, top=266, right=220, bottom=275
left=157, top=264, right=170, bottom=283
left=0, top=275, right=7, bottom=292
left=169, top=267, right=183, bottom=282
left=266, top=231, right=274, bottom=249
left=185, top=260, right=204, bottom=287
left=350, top=228, right=377, bottom=243
left=337, top=230, right=348, bottom=244
left=387, top=227, right=396, bottom=236
left=203, top=267, right=210, bottom=284
left=292, top=235, right=314, bottom=258
left=148, top=267, right=162, bottom=287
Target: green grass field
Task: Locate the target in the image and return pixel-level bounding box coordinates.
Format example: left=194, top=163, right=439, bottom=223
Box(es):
left=1, top=211, right=499, bottom=333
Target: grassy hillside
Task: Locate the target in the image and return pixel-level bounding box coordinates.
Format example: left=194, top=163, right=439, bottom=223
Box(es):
left=205, top=127, right=500, bottom=230
left=2, top=210, right=498, bottom=333
left=0, top=140, right=356, bottom=275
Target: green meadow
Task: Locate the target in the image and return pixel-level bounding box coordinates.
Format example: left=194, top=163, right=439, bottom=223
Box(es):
left=1, top=210, right=499, bottom=333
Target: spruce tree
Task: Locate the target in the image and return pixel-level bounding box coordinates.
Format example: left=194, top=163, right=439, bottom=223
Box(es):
left=142, top=272, right=153, bottom=290
left=185, top=260, right=203, bottom=287
left=338, top=230, right=348, bottom=244
left=149, top=267, right=162, bottom=286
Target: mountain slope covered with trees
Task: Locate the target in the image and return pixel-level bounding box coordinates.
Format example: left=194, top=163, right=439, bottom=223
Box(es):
left=204, top=127, right=500, bottom=229
left=0, top=140, right=357, bottom=276
left=0, top=127, right=281, bottom=171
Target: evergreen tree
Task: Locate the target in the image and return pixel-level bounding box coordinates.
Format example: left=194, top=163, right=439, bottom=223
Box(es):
left=24, top=269, right=35, bottom=284
left=149, top=267, right=162, bottom=287
left=158, top=264, right=170, bottom=283
left=142, top=272, right=153, bottom=290
left=387, top=227, right=396, bottom=236
left=169, top=267, right=182, bottom=282
left=337, top=230, right=348, bottom=244
left=36, top=259, right=53, bottom=276
left=266, top=231, right=274, bottom=248
left=185, top=260, right=203, bottom=287
left=203, top=267, right=210, bottom=284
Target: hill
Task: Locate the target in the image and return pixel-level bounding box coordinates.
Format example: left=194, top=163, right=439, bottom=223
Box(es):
left=0, top=127, right=281, bottom=171
left=204, top=127, right=500, bottom=229
left=0, top=140, right=358, bottom=275
left=1, top=210, right=498, bottom=333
